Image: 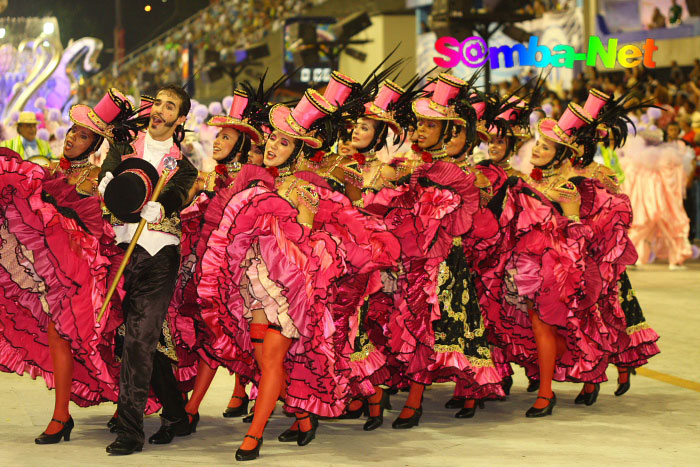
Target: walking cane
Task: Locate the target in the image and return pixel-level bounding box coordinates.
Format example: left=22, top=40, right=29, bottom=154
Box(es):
left=97, top=156, right=178, bottom=322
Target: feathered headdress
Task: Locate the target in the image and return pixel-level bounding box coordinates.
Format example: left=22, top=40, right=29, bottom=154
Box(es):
left=239, top=69, right=293, bottom=137
left=572, top=86, right=658, bottom=166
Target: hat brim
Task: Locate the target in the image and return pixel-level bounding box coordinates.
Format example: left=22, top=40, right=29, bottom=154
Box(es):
left=537, top=118, right=582, bottom=156
left=412, top=99, right=466, bottom=125
left=207, top=116, right=263, bottom=145
left=362, top=103, right=401, bottom=136
left=479, top=124, right=530, bottom=142
left=105, top=157, right=160, bottom=223
left=269, top=104, right=322, bottom=149
left=69, top=104, right=112, bottom=138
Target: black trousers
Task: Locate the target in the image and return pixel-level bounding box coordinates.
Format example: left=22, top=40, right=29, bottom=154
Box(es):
left=116, top=244, right=185, bottom=443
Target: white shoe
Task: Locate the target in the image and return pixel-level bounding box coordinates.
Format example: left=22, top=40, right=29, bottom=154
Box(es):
left=669, top=264, right=687, bottom=271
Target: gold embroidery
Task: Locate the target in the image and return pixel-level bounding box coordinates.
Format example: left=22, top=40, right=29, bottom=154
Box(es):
left=157, top=319, right=178, bottom=361
left=350, top=342, right=376, bottom=362
left=626, top=322, right=650, bottom=335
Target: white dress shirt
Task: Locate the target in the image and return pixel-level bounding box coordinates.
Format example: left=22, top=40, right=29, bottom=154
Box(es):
left=113, top=132, right=180, bottom=256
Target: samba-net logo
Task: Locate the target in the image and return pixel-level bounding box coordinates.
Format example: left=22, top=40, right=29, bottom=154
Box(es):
left=434, top=36, right=658, bottom=69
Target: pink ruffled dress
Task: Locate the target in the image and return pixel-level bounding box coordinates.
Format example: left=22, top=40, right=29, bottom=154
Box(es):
left=195, top=165, right=351, bottom=416
left=0, top=154, right=119, bottom=406
left=365, top=161, right=506, bottom=397
left=476, top=170, right=614, bottom=383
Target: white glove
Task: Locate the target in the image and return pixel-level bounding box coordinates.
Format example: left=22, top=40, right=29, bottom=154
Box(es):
left=98, top=172, right=114, bottom=196
left=140, top=201, right=164, bottom=224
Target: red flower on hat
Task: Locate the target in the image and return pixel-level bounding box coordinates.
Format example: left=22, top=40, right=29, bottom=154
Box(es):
left=310, top=150, right=325, bottom=163
left=530, top=167, right=543, bottom=181
left=215, top=164, right=227, bottom=175
left=59, top=158, right=71, bottom=170
left=352, top=153, right=366, bottom=165
left=267, top=166, right=279, bottom=178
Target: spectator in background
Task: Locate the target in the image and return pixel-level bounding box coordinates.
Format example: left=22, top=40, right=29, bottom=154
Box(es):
left=649, top=7, right=666, bottom=29
left=688, top=112, right=700, bottom=156
left=670, top=60, right=685, bottom=86
left=689, top=59, right=700, bottom=81
left=669, top=0, right=683, bottom=25
left=0, top=111, right=53, bottom=160
left=655, top=85, right=676, bottom=130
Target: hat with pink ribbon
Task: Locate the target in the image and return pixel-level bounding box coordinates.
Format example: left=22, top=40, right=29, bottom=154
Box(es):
left=537, top=103, right=591, bottom=156
left=207, top=89, right=264, bottom=145
left=69, top=88, right=131, bottom=138
left=269, top=89, right=334, bottom=149
left=361, top=80, right=404, bottom=135
left=324, top=71, right=357, bottom=107
left=412, top=73, right=467, bottom=124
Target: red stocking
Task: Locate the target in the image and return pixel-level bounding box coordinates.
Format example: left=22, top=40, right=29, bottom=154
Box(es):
left=185, top=359, right=217, bottom=416
left=529, top=309, right=556, bottom=409
left=348, top=399, right=364, bottom=412
left=399, top=382, right=425, bottom=418
left=368, top=387, right=384, bottom=417
left=617, top=366, right=630, bottom=384
left=46, top=322, right=73, bottom=434
left=240, top=327, right=291, bottom=450
left=227, top=373, right=248, bottom=409
left=245, top=322, right=269, bottom=414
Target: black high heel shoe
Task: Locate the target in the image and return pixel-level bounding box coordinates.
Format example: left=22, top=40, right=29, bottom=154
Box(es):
left=223, top=395, right=249, bottom=418
left=235, top=434, right=263, bottom=462
left=107, top=414, right=119, bottom=433
left=575, top=383, right=600, bottom=406
left=584, top=383, right=600, bottom=406
left=277, top=422, right=299, bottom=443
left=337, top=399, right=367, bottom=419
left=392, top=405, right=422, bottom=429
left=502, top=376, right=514, bottom=396
left=615, top=367, right=635, bottom=396
left=525, top=393, right=556, bottom=418
left=296, top=414, right=319, bottom=446
left=363, top=389, right=390, bottom=431
left=35, top=417, right=74, bottom=444
left=242, top=406, right=272, bottom=423
left=187, top=412, right=200, bottom=433
left=526, top=378, right=540, bottom=393
left=444, top=397, right=464, bottom=409
left=455, top=399, right=485, bottom=419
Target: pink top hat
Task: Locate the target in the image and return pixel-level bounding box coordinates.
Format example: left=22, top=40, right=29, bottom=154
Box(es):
left=269, top=89, right=333, bottom=149
left=362, top=80, right=404, bottom=135
left=424, top=77, right=438, bottom=94
left=69, top=88, right=131, bottom=138
left=537, top=103, right=590, bottom=156
left=583, top=89, right=610, bottom=119
left=324, top=71, right=356, bottom=107
left=413, top=73, right=466, bottom=124
left=207, top=89, right=263, bottom=145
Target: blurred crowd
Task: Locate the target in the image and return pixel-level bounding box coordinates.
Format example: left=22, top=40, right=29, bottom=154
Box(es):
left=79, top=0, right=318, bottom=104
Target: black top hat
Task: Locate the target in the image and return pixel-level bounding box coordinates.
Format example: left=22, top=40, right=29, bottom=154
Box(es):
left=104, top=158, right=160, bottom=223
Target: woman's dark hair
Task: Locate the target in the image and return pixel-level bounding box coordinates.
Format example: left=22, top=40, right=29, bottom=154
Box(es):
left=356, top=119, right=389, bottom=153
left=220, top=132, right=251, bottom=165
left=554, top=142, right=572, bottom=163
